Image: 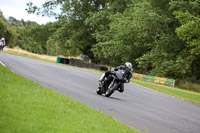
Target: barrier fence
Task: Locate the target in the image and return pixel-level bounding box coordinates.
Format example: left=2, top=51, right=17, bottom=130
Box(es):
left=132, top=73, right=175, bottom=87
left=56, top=57, right=108, bottom=71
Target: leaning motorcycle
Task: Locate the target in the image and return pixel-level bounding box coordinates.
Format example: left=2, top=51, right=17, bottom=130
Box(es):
left=97, top=69, right=127, bottom=97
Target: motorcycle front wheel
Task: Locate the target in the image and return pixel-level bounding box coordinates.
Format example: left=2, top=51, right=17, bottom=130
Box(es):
left=105, top=82, right=118, bottom=97
left=96, top=87, right=102, bottom=95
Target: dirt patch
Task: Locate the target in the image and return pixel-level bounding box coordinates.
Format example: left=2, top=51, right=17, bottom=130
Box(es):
left=4, top=47, right=58, bottom=61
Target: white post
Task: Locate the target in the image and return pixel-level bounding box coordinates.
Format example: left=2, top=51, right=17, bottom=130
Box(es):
left=172, top=80, right=175, bottom=87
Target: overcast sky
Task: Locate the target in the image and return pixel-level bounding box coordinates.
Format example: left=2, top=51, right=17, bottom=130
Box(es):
left=0, top=0, right=57, bottom=24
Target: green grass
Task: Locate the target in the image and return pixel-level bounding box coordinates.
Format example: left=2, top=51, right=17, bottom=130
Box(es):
left=132, top=79, right=200, bottom=105
left=0, top=65, right=140, bottom=133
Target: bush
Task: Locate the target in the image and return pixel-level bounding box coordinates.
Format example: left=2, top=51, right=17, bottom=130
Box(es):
left=176, top=81, right=200, bottom=93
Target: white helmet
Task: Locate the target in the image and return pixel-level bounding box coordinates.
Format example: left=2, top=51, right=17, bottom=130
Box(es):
left=125, top=62, right=132, bottom=70
left=1, top=38, right=5, bottom=41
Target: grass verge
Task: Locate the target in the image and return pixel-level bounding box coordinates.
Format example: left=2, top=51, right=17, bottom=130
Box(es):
left=3, top=50, right=56, bottom=64
left=132, top=79, right=200, bottom=105
left=0, top=65, right=139, bottom=133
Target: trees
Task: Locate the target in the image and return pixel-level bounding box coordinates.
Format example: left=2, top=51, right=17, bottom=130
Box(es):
left=169, top=0, right=200, bottom=80
left=136, top=0, right=200, bottom=81
left=15, top=21, right=61, bottom=55
left=20, top=0, right=200, bottom=81
left=26, top=0, right=110, bottom=59
left=90, top=0, right=200, bottom=81
left=92, top=1, right=172, bottom=67
left=0, top=11, right=17, bottom=47
left=170, top=0, right=200, bottom=57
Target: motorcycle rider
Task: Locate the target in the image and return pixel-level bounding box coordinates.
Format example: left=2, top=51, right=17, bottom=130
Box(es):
left=99, top=62, right=132, bottom=92
left=0, top=38, right=5, bottom=51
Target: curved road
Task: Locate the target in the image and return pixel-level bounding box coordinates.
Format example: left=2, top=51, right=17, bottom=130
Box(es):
left=1, top=53, right=200, bottom=133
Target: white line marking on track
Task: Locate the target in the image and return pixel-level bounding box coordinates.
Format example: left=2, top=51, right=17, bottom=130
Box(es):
left=0, top=61, right=7, bottom=67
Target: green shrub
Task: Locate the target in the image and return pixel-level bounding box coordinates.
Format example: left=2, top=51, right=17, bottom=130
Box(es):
left=176, top=81, right=200, bottom=93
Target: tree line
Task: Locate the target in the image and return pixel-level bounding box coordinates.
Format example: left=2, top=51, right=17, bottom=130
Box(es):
left=0, top=0, right=200, bottom=83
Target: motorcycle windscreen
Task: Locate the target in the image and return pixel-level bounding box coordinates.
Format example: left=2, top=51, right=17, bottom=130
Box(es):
left=115, top=70, right=126, bottom=80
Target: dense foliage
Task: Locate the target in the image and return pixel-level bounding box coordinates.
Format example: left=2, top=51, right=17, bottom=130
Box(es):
left=1, top=0, right=200, bottom=82
left=0, top=11, right=17, bottom=47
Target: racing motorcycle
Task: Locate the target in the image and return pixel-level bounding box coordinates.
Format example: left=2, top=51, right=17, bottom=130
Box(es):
left=97, top=69, right=127, bottom=97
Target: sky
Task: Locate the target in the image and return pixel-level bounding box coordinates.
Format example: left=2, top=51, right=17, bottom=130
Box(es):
left=0, top=0, right=57, bottom=24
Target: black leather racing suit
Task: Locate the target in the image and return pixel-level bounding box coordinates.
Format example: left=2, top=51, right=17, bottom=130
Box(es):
left=104, top=65, right=132, bottom=92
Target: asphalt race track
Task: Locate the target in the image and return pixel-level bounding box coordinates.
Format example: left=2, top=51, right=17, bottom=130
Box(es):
left=1, top=53, right=200, bottom=133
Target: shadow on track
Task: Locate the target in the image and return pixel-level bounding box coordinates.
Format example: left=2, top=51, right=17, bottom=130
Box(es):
left=95, top=93, right=125, bottom=101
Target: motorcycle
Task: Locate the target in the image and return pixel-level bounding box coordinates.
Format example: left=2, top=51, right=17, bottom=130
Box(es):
left=97, top=69, right=127, bottom=97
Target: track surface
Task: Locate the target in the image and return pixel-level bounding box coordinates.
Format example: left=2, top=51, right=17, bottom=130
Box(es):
left=1, top=53, right=200, bottom=133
